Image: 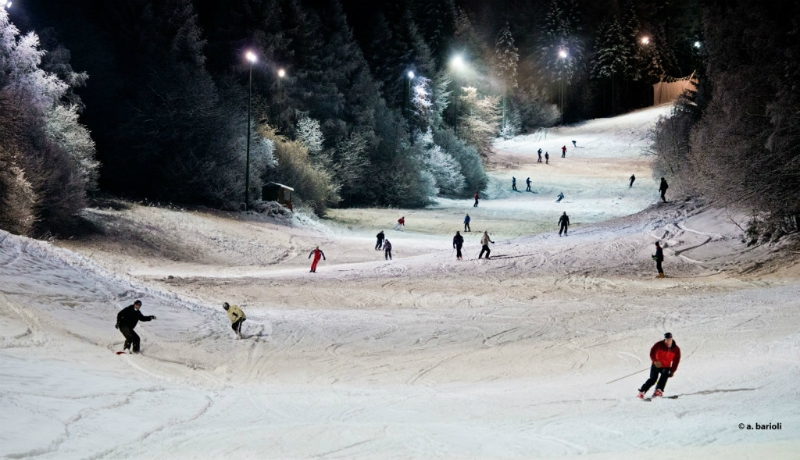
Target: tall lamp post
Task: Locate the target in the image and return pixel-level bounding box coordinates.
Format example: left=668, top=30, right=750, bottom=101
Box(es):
left=277, top=68, right=286, bottom=128
left=558, top=49, right=568, bottom=124
left=450, top=55, right=465, bottom=135
left=404, top=71, right=415, bottom=118
left=244, top=51, right=257, bottom=211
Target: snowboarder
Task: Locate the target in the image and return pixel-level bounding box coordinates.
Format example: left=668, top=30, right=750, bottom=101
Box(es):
left=473, top=192, right=480, bottom=207
left=394, top=216, right=405, bottom=231
left=572, top=140, right=576, bottom=148
left=545, top=152, right=549, bottom=164
left=115, top=300, right=156, bottom=353
left=637, top=332, right=681, bottom=399
left=383, top=239, right=392, bottom=260
left=659, top=177, right=669, bottom=203
left=512, top=177, right=517, bottom=191
left=561, top=145, right=567, bottom=158
left=537, top=148, right=543, bottom=163
left=653, top=241, right=664, bottom=278
left=556, top=192, right=564, bottom=203
left=629, top=174, right=636, bottom=188
left=308, top=246, right=326, bottom=273
left=375, top=230, right=385, bottom=250
left=453, top=231, right=464, bottom=260
left=558, top=212, right=570, bottom=236
left=478, top=231, right=494, bottom=259
left=223, top=302, right=246, bottom=339
left=464, top=214, right=471, bottom=232
left=526, top=177, right=532, bottom=192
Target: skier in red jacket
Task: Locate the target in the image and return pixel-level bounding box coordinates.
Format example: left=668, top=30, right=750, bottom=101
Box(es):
left=308, top=246, right=326, bottom=273
left=637, top=332, right=681, bottom=398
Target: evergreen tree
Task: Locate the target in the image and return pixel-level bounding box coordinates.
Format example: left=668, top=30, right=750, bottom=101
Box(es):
left=592, top=19, right=630, bottom=114
left=494, top=22, right=518, bottom=132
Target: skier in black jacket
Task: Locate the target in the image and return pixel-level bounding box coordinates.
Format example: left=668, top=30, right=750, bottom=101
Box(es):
left=558, top=212, right=570, bottom=236
left=659, top=178, right=669, bottom=203
left=375, top=230, right=385, bottom=250
left=453, top=231, right=464, bottom=260
left=116, top=300, right=156, bottom=353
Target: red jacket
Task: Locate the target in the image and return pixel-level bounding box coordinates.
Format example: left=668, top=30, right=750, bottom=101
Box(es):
left=650, top=340, right=681, bottom=372
left=398, top=218, right=405, bottom=225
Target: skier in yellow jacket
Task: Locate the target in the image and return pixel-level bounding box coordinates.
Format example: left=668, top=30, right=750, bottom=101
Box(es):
left=223, top=302, right=246, bottom=339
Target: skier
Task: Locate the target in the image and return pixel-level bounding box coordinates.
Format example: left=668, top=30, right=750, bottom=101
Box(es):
left=478, top=231, right=494, bottom=259
left=375, top=230, right=385, bottom=250
left=637, top=332, right=681, bottom=399
left=572, top=140, right=576, bottom=148
left=556, top=192, right=564, bottom=203
left=512, top=177, right=517, bottom=191
left=223, top=302, right=246, bottom=339
left=464, top=214, right=471, bottom=232
left=526, top=177, right=532, bottom=192
left=653, top=241, right=665, bottom=278
left=537, top=148, right=543, bottom=163
left=545, top=152, right=549, bottom=164
left=629, top=174, right=636, bottom=188
left=558, top=212, right=570, bottom=236
left=308, top=246, right=326, bottom=273
left=453, top=231, right=464, bottom=260
left=115, top=300, right=156, bottom=353
left=659, top=177, right=669, bottom=203
left=394, top=216, right=405, bottom=231
left=383, top=239, right=392, bottom=260
left=561, top=145, right=567, bottom=158
left=473, top=191, right=480, bottom=207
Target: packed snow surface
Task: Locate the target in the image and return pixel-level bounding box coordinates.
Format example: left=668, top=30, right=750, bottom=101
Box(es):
left=2, top=105, right=799, bottom=459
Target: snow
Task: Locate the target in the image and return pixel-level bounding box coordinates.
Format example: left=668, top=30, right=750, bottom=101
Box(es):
left=2, top=104, right=800, bottom=459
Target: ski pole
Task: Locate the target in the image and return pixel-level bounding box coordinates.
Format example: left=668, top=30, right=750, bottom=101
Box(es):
left=606, top=367, right=649, bottom=384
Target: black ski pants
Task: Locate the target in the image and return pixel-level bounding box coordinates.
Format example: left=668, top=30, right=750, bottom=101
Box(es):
left=639, top=364, right=671, bottom=393
left=526, top=184, right=531, bottom=191
left=455, top=244, right=463, bottom=259
left=375, top=239, right=384, bottom=250
left=656, top=260, right=663, bottom=274
left=231, top=318, right=245, bottom=334
left=473, top=199, right=479, bottom=207
left=479, top=244, right=491, bottom=259
left=385, top=249, right=392, bottom=260
left=660, top=191, right=667, bottom=203
left=119, top=326, right=140, bottom=352
left=559, top=224, right=568, bottom=236
left=464, top=222, right=470, bottom=232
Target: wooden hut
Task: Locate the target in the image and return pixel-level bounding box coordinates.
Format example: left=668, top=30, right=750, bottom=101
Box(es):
left=261, top=182, right=294, bottom=212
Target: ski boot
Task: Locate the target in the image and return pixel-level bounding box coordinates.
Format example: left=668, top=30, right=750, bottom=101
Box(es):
left=637, top=391, right=645, bottom=399
left=653, top=389, right=663, bottom=398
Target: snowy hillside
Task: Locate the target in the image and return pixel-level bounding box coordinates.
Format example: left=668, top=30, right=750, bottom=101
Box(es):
left=2, top=104, right=800, bottom=459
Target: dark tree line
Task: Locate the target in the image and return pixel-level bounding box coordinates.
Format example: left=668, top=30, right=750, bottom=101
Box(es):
left=653, top=0, right=800, bottom=240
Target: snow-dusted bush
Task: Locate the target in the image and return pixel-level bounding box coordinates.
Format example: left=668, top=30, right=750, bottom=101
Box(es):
left=417, top=130, right=465, bottom=196
left=259, top=125, right=339, bottom=216
left=511, top=82, right=560, bottom=131
left=296, top=116, right=324, bottom=157
left=432, top=127, right=488, bottom=196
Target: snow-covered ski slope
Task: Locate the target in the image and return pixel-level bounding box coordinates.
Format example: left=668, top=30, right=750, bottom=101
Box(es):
left=2, top=105, right=800, bottom=459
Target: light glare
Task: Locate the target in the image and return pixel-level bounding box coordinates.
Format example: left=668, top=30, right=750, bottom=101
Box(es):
left=278, top=68, right=286, bottom=78
left=245, top=51, right=257, bottom=63
left=407, top=71, right=415, bottom=79
left=450, top=55, right=465, bottom=70
left=558, top=49, right=568, bottom=59
left=641, top=37, right=650, bottom=45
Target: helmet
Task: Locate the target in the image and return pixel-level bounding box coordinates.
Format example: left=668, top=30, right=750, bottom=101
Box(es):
left=223, top=302, right=230, bottom=310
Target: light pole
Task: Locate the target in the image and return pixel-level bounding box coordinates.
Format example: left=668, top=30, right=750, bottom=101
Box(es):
left=277, top=68, right=286, bottom=128
left=244, top=51, right=257, bottom=211
left=450, top=55, right=465, bottom=135
left=404, top=70, right=414, bottom=119
left=558, top=49, right=568, bottom=124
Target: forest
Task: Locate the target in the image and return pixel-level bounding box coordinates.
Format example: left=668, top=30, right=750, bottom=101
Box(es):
left=1, top=0, right=797, bottom=238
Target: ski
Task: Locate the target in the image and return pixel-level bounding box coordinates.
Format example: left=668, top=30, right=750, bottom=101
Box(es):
left=116, top=351, right=128, bottom=355
left=643, top=395, right=679, bottom=401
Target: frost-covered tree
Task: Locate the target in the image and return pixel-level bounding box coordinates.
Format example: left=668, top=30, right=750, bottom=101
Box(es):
left=592, top=20, right=631, bottom=113
left=458, top=87, right=501, bottom=156
left=494, top=22, right=518, bottom=133
left=296, top=116, right=324, bottom=157
left=417, top=130, right=465, bottom=196
left=0, top=8, right=98, bottom=233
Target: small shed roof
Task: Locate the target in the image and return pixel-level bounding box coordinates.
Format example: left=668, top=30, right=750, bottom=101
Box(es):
left=263, top=182, right=294, bottom=191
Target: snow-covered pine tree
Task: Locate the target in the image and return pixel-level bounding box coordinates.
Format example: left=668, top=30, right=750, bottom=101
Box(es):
left=592, top=20, right=631, bottom=114
left=494, top=22, right=518, bottom=134
left=537, top=0, right=584, bottom=87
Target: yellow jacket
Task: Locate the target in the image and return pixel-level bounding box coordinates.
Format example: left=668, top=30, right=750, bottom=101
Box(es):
left=226, top=305, right=246, bottom=323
